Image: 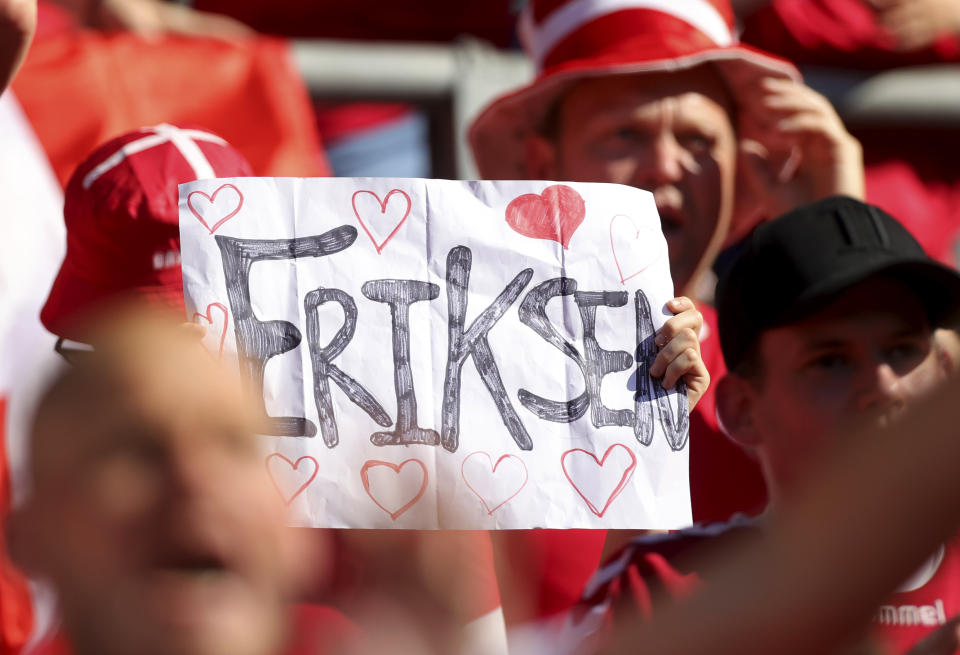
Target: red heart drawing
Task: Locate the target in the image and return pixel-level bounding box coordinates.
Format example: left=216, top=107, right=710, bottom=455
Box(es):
left=352, top=189, right=411, bottom=253
left=609, top=214, right=664, bottom=284
left=361, top=458, right=428, bottom=520
left=191, top=302, right=229, bottom=359
left=505, top=184, right=585, bottom=249
left=561, top=444, right=637, bottom=518
left=187, top=183, right=244, bottom=234
left=461, top=452, right=528, bottom=515
left=265, top=454, right=319, bottom=505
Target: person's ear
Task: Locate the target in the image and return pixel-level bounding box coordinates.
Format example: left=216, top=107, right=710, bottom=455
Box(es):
left=523, top=133, right=558, bottom=180
left=715, top=374, right=763, bottom=449
left=934, top=328, right=960, bottom=378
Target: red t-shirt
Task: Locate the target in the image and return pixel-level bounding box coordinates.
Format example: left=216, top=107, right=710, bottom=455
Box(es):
left=572, top=518, right=960, bottom=654
left=688, top=305, right=767, bottom=523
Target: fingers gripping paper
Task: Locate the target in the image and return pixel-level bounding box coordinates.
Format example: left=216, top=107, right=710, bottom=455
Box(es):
left=179, top=178, right=691, bottom=529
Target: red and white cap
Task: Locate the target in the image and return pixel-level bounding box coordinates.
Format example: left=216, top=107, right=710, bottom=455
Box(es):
left=469, top=0, right=800, bottom=179
left=41, top=123, right=253, bottom=340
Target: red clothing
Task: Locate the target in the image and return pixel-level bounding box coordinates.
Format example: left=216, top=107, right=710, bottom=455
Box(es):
left=872, top=542, right=960, bottom=654
left=189, top=0, right=514, bottom=44
left=15, top=3, right=329, bottom=185
left=689, top=304, right=767, bottom=523
left=572, top=518, right=960, bottom=654
left=861, top=133, right=960, bottom=268
left=0, top=398, right=32, bottom=655
left=741, top=0, right=960, bottom=70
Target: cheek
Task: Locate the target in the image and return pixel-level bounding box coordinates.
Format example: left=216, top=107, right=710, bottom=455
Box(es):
left=900, top=355, right=948, bottom=401
left=88, top=460, right=163, bottom=522
left=687, top=154, right=724, bottom=218
left=45, top=503, right=141, bottom=581
left=557, top=136, right=635, bottom=184
left=756, top=386, right=839, bottom=443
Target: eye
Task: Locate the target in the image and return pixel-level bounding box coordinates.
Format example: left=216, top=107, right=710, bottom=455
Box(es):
left=676, top=131, right=714, bottom=152
left=593, top=126, right=649, bottom=154
left=804, top=352, right=849, bottom=372
left=607, top=128, right=642, bottom=144
left=884, top=338, right=929, bottom=371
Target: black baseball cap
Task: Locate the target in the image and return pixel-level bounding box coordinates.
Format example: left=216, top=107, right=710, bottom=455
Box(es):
left=716, top=196, right=960, bottom=372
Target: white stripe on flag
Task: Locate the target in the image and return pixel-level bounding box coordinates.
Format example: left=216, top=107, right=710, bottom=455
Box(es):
left=82, top=123, right=226, bottom=189
left=525, top=0, right=735, bottom=69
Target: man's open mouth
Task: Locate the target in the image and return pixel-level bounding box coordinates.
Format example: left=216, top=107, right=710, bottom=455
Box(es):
left=657, top=206, right=685, bottom=239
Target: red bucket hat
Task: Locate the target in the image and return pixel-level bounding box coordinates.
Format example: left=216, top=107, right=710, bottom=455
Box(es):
left=41, top=124, right=253, bottom=341
left=469, top=0, right=801, bottom=180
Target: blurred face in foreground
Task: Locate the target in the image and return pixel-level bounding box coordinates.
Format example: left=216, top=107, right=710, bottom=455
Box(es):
left=12, top=315, right=306, bottom=655
left=525, top=67, right=738, bottom=294
left=718, top=278, right=954, bottom=503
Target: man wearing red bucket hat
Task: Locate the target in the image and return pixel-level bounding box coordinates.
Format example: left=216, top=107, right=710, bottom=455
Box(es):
left=470, top=0, right=866, bottom=625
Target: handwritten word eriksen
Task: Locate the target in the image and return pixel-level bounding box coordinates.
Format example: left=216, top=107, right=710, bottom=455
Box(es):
left=216, top=227, right=687, bottom=453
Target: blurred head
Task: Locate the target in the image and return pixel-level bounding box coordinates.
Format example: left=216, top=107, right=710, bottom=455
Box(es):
left=524, top=67, right=737, bottom=293
left=41, top=124, right=253, bottom=342
left=0, top=0, right=37, bottom=93
left=10, top=310, right=310, bottom=655
left=715, top=197, right=960, bottom=503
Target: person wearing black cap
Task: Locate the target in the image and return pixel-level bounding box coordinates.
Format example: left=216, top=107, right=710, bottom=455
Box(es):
left=569, top=196, right=960, bottom=655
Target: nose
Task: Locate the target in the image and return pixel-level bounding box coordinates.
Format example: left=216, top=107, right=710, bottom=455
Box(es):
left=855, top=362, right=906, bottom=417
left=165, top=440, right=219, bottom=504
left=631, top=132, right=685, bottom=190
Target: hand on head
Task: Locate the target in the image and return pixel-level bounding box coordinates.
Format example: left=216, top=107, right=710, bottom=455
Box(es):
left=733, top=77, right=865, bottom=242
left=868, top=0, right=960, bottom=52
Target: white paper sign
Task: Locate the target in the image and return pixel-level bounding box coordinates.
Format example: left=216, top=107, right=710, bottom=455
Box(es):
left=179, top=178, right=691, bottom=529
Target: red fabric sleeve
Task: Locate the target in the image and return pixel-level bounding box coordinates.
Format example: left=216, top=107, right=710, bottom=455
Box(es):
left=13, top=29, right=330, bottom=186
left=741, top=0, right=960, bottom=70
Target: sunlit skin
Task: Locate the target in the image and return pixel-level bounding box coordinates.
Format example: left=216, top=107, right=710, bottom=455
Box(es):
left=525, top=68, right=738, bottom=296
left=0, top=0, right=36, bottom=93
left=718, top=278, right=954, bottom=506
left=11, top=315, right=312, bottom=655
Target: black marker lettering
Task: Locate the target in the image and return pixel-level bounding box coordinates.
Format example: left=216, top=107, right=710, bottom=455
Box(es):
left=362, top=279, right=440, bottom=446
left=441, top=246, right=534, bottom=453
left=517, top=277, right=590, bottom=423
left=216, top=227, right=356, bottom=437
left=633, top=290, right=689, bottom=450
left=304, top=288, right=393, bottom=448
left=574, top=291, right=634, bottom=428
